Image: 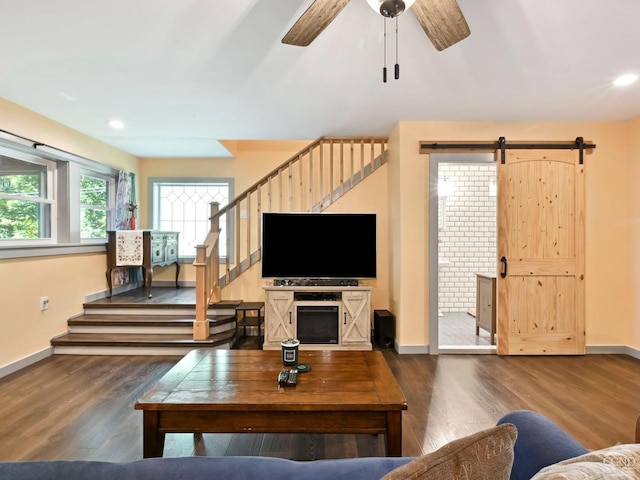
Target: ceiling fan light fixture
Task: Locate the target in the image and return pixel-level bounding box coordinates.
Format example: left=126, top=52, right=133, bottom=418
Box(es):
left=365, top=0, right=416, bottom=18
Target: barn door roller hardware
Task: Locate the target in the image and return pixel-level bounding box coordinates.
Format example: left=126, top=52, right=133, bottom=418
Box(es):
left=419, top=137, right=596, bottom=164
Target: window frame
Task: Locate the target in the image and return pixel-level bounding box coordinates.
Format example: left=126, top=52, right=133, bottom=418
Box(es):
left=79, top=170, right=116, bottom=243
left=0, top=147, right=57, bottom=246
left=148, top=177, right=234, bottom=263
left=0, top=131, right=119, bottom=259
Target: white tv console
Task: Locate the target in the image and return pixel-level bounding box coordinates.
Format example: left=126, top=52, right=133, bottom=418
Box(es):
left=263, top=285, right=372, bottom=351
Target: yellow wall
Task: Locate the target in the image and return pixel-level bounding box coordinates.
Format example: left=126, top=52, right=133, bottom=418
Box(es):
left=386, top=124, right=430, bottom=350
left=1, top=95, right=638, bottom=371
left=138, top=139, right=313, bottom=228
left=140, top=141, right=392, bottom=312
left=0, top=254, right=107, bottom=364
left=0, top=98, right=140, bottom=370
left=390, top=121, right=632, bottom=350
left=629, top=118, right=640, bottom=349
left=138, top=140, right=311, bottom=286
left=0, top=98, right=139, bottom=171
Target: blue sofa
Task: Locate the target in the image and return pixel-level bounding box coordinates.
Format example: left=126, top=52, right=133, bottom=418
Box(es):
left=0, top=411, right=589, bottom=480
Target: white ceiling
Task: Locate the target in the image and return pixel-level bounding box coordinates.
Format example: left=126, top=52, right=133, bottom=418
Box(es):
left=1, top=0, right=639, bottom=158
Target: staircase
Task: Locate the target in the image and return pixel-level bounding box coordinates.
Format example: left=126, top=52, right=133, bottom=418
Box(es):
left=51, top=288, right=239, bottom=355
left=51, top=136, right=387, bottom=354
left=193, top=136, right=388, bottom=340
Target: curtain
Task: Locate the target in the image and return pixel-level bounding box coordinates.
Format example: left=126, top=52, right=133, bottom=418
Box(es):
left=114, top=171, right=140, bottom=285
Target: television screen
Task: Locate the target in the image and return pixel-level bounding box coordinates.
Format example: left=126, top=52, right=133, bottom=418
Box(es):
left=261, top=213, right=377, bottom=279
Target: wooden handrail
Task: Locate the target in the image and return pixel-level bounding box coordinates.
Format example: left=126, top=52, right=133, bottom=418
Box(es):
left=192, top=136, right=388, bottom=340
left=210, top=136, right=387, bottom=221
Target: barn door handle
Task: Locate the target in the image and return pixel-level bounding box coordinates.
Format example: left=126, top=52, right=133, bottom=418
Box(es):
left=500, top=256, right=508, bottom=278
left=289, top=312, right=292, bottom=324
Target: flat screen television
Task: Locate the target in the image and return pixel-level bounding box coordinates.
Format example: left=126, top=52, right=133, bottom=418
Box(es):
left=261, top=212, right=377, bottom=279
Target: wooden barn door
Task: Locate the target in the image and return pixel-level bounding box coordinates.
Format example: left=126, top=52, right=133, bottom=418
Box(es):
left=497, top=149, right=585, bottom=355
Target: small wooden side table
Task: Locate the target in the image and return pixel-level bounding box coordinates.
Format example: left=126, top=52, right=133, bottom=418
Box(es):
left=236, top=302, right=265, bottom=347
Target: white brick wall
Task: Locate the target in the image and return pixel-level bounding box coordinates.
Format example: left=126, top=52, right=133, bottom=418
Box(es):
left=438, top=163, right=496, bottom=313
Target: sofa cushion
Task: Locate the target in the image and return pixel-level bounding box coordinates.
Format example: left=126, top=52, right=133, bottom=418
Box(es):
left=0, top=456, right=414, bottom=480
left=531, top=444, right=640, bottom=479
left=498, top=410, right=589, bottom=480
left=381, top=423, right=517, bottom=480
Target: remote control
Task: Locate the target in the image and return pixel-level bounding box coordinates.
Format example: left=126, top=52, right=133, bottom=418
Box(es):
left=286, top=368, right=298, bottom=386
left=278, top=368, right=289, bottom=387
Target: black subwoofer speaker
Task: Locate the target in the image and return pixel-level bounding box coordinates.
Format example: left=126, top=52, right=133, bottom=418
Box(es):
left=373, top=310, right=395, bottom=349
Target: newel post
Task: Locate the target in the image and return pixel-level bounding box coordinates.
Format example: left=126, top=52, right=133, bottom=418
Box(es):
left=193, top=202, right=221, bottom=340
left=193, top=243, right=209, bottom=340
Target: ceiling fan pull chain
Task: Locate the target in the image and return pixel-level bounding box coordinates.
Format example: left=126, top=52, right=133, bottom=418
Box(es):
left=383, top=17, right=387, bottom=83
left=395, top=16, right=400, bottom=80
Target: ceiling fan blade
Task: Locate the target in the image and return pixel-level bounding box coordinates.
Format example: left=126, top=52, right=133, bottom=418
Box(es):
left=282, top=0, right=350, bottom=47
left=412, top=0, right=470, bottom=51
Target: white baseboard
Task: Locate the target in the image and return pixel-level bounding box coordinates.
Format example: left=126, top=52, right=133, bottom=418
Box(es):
left=586, top=344, right=626, bottom=354
left=0, top=347, right=52, bottom=380
left=438, top=345, right=497, bottom=354
left=396, top=344, right=429, bottom=354
left=85, top=282, right=140, bottom=303
left=404, top=343, right=640, bottom=357
left=587, top=344, right=640, bottom=359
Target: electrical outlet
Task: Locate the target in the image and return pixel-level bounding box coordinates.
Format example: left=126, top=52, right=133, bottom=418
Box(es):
left=40, top=296, right=49, bottom=311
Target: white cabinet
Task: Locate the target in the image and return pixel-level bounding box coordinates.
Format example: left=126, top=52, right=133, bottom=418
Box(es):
left=341, top=290, right=371, bottom=345
left=264, top=290, right=295, bottom=346
left=263, top=286, right=372, bottom=351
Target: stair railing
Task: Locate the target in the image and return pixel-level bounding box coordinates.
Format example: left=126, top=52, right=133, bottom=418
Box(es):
left=193, top=136, right=387, bottom=339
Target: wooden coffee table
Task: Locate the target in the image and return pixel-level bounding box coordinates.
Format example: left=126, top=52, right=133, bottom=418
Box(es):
left=135, top=349, right=407, bottom=458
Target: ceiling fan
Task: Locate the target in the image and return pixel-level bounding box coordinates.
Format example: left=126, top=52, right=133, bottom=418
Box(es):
left=282, top=0, right=470, bottom=51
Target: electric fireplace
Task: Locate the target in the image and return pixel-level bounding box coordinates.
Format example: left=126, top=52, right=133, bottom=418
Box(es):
left=296, top=305, right=339, bottom=344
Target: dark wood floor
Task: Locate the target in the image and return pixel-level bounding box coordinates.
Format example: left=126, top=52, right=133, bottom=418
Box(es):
left=89, top=286, right=201, bottom=306
left=0, top=351, right=638, bottom=462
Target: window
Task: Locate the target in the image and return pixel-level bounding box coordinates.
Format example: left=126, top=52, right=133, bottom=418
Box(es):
left=0, top=132, right=119, bottom=257
left=0, top=153, right=55, bottom=244
left=150, top=178, right=233, bottom=260
left=80, top=172, right=114, bottom=241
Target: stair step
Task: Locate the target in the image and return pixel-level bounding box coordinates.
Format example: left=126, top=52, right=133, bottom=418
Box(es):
left=52, top=287, right=259, bottom=356
left=81, top=306, right=238, bottom=316
left=79, top=302, right=244, bottom=310
left=51, top=330, right=236, bottom=356
left=69, top=313, right=237, bottom=327
left=81, top=288, right=242, bottom=316
left=67, top=313, right=237, bottom=335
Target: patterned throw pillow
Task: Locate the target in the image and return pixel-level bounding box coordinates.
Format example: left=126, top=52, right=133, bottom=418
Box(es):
left=381, top=423, right=517, bottom=480
left=531, top=444, right=640, bottom=479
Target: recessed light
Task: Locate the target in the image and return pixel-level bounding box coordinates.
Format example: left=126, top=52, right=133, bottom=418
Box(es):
left=613, top=73, right=638, bottom=87
left=108, top=119, right=125, bottom=130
